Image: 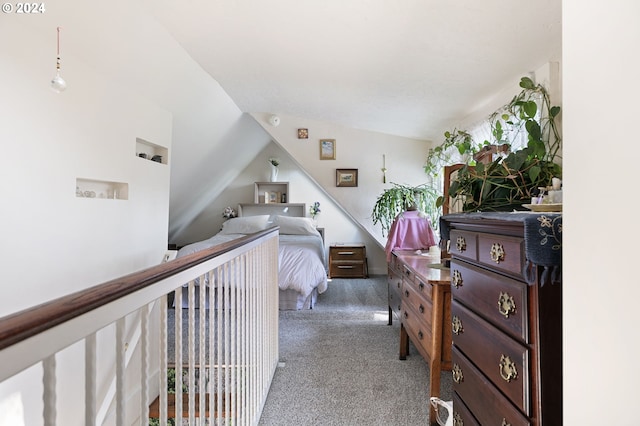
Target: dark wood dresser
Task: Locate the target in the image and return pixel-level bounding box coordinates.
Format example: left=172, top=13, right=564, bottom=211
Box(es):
left=388, top=250, right=451, bottom=425
left=442, top=213, right=562, bottom=426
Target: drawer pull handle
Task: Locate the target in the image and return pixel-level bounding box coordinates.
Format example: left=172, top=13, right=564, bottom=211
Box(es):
left=499, top=354, right=518, bottom=382
left=338, top=266, right=354, bottom=269
left=452, top=363, right=464, bottom=384
left=453, top=412, right=463, bottom=426
left=501, top=419, right=512, bottom=426
left=456, top=236, right=466, bottom=252
left=338, top=251, right=354, bottom=255
left=396, top=281, right=401, bottom=289
left=405, top=290, right=410, bottom=297
left=403, top=311, right=409, bottom=319
left=452, top=270, right=463, bottom=288
left=497, top=292, right=516, bottom=318
left=452, top=316, right=463, bottom=335
left=419, top=304, right=424, bottom=314
left=418, top=331, right=424, bottom=340
left=418, top=281, right=425, bottom=291
left=490, top=243, right=505, bottom=263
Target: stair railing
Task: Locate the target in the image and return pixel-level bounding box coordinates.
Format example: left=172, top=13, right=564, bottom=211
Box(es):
left=0, top=228, right=280, bottom=426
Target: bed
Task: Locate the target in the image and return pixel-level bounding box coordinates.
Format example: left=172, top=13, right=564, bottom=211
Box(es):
left=175, top=213, right=328, bottom=310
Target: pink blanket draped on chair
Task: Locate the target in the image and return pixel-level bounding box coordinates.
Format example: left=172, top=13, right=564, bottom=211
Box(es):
left=384, top=210, right=437, bottom=261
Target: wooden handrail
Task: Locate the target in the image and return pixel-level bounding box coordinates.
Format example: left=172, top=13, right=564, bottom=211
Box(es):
left=0, top=227, right=279, bottom=352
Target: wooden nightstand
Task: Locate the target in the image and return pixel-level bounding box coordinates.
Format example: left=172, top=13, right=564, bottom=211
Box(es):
left=328, top=243, right=368, bottom=278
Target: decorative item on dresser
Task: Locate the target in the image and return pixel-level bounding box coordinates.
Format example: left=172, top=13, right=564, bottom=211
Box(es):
left=328, top=243, right=367, bottom=278
left=389, top=250, right=452, bottom=426
left=441, top=212, right=562, bottom=426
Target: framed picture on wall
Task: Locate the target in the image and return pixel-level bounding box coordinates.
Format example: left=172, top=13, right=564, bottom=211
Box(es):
left=319, top=139, right=336, bottom=160
left=336, top=169, right=358, bottom=187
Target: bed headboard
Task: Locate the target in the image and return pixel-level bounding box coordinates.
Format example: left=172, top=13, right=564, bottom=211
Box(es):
left=237, top=203, right=306, bottom=218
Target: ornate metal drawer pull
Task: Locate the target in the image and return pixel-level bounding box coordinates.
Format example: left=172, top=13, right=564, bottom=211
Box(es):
left=499, top=354, right=518, bottom=382
left=501, top=419, right=512, bottom=426
left=490, top=242, right=505, bottom=263
left=452, top=270, right=463, bottom=288
left=452, top=315, right=464, bottom=335
left=453, top=412, right=463, bottom=426
left=418, top=282, right=425, bottom=291
left=456, top=236, right=467, bottom=252
left=452, top=363, right=464, bottom=384
left=405, top=290, right=410, bottom=297
left=418, top=331, right=424, bottom=340
left=497, top=292, right=516, bottom=318
left=419, top=304, right=425, bottom=314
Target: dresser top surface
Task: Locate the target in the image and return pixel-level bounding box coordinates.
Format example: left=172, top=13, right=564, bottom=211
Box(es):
left=392, top=250, right=450, bottom=284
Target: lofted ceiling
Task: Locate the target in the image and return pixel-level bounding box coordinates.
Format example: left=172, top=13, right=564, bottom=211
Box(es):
left=150, top=0, right=562, bottom=142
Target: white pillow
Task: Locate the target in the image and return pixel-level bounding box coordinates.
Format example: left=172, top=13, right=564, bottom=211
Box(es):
left=219, top=215, right=271, bottom=235
left=272, top=215, right=318, bottom=235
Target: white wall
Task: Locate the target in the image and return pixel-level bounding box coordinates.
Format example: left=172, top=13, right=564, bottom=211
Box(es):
left=563, top=0, right=640, bottom=424
left=0, top=1, right=260, bottom=423
left=0, top=20, right=171, bottom=315
left=250, top=112, right=432, bottom=272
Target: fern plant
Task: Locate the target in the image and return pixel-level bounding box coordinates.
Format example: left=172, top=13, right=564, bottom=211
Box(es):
left=371, top=182, right=440, bottom=236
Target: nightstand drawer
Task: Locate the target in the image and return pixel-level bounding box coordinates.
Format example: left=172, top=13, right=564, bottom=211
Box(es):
left=330, top=246, right=365, bottom=261
left=330, top=262, right=366, bottom=278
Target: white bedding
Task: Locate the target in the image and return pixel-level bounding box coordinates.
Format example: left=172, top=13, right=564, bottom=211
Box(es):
left=278, top=234, right=328, bottom=298
left=175, top=229, right=328, bottom=309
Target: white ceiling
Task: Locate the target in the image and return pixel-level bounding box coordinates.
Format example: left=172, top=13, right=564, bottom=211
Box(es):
left=151, top=0, right=561, bottom=142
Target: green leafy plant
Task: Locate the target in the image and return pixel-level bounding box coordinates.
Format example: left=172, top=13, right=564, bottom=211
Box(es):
left=423, top=129, right=486, bottom=178
left=448, top=76, right=562, bottom=211
left=371, top=182, right=440, bottom=236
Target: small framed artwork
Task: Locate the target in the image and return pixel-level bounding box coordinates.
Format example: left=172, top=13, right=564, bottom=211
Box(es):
left=336, top=169, right=358, bottom=187
left=298, top=128, right=309, bottom=139
left=320, top=139, right=336, bottom=160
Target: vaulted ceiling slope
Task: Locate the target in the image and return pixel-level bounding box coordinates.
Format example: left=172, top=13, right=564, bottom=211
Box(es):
left=150, top=0, right=562, bottom=142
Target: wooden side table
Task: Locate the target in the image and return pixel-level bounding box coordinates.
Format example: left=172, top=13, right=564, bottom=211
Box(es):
left=328, top=243, right=368, bottom=278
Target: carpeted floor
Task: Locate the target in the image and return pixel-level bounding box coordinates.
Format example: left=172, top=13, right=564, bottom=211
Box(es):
left=257, top=275, right=452, bottom=426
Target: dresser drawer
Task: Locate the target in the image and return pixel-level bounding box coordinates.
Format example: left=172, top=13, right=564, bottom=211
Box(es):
left=452, top=392, right=480, bottom=426
left=330, top=246, right=365, bottom=261
left=477, top=232, right=525, bottom=278
left=452, top=300, right=531, bottom=415
left=401, top=302, right=434, bottom=358
left=451, top=260, right=529, bottom=342
left=449, top=230, right=477, bottom=262
left=452, top=348, right=531, bottom=426
left=402, top=270, right=433, bottom=302
left=388, top=267, right=402, bottom=317
left=389, top=252, right=403, bottom=274
left=402, top=279, right=434, bottom=328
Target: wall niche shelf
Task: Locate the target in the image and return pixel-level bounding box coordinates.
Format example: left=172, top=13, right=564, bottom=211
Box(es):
left=136, top=137, right=168, bottom=165
left=76, top=178, right=129, bottom=200
left=254, top=182, right=289, bottom=203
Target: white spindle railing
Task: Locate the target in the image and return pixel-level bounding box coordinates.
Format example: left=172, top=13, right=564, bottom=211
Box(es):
left=0, top=229, right=279, bottom=426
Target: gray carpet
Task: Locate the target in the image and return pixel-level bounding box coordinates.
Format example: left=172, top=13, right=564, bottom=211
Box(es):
left=258, top=275, right=453, bottom=426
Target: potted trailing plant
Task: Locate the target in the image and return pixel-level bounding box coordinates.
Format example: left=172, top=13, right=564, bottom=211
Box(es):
left=424, top=129, right=480, bottom=178
left=371, top=182, right=440, bottom=236
left=434, top=76, right=562, bottom=212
